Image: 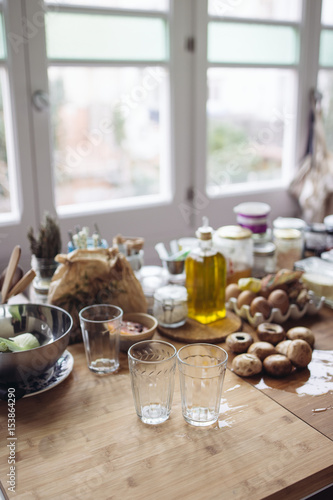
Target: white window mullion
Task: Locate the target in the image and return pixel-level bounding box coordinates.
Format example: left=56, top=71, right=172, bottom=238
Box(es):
left=170, top=0, right=197, bottom=231
left=193, top=0, right=208, bottom=230
left=23, top=0, right=56, bottom=218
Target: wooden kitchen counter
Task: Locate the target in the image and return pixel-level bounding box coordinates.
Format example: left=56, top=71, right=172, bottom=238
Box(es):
left=1, top=307, right=333, bottom=500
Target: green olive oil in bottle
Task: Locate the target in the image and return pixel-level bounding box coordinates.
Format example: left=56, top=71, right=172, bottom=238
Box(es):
left=185, top=217, right=226, bottom=324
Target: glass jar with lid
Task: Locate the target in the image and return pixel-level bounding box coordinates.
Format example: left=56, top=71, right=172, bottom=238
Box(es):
left=252, top=242, right=276, bottom=278
left=153, top=285, right=188, bottom=328
left=273, top=228, right=302, bottom=271
left=213, top=225, right=253, bottom=284
left=273, top=217, right=306, bottom=232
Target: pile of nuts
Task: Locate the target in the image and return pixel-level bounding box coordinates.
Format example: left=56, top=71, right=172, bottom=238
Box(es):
left=226, top=325, right=314, bottom=378
left=226, top=269, right=311, bottom=319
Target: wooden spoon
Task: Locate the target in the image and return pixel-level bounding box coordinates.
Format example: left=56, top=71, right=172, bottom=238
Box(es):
left=0, top=246, right=21, bottom=304
left=7, top=269, right=36, bottom=300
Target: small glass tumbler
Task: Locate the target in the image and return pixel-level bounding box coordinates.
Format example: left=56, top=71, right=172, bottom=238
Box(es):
left=79, top=304, right=123, bottom=374
left=177, top=343, right=228, bottom=427
left=128, top=340, right=177, bottom=425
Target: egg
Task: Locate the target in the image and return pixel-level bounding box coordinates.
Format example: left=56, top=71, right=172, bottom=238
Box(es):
left=226, top=283, right=241, bottom=302
left=268, top=289, right=290, bottom=315
left=250, top=296, right=272, bottom=319
left=237, top=290, right=257, bottom=309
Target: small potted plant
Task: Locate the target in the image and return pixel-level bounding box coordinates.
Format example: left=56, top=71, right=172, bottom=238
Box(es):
left=27, top=213, right=62, bottom=295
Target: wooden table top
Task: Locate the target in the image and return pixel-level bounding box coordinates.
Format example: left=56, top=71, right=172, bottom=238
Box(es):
left=1, top=305, right=333, bottom=500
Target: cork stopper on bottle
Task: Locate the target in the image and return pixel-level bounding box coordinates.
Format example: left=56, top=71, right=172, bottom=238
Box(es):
left=196, top=216, right=213, bottom=241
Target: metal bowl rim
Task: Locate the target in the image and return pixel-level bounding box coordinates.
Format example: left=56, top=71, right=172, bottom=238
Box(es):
left=0, top=303, right=73, bottom=353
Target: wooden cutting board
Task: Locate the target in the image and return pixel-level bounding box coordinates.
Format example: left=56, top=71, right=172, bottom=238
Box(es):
left=157, top=310, right=242, bottom=343
left=3, top=343, right=333, bottom=500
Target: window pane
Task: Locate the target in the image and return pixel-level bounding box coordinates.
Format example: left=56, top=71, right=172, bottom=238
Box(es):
left=208, top=0, right=302, bottom=21
left=318, top=70, right=333, bottom=151
left=320, top=30, right=333, bottom=67
left=207, top=68, right=296, bottom=191
left=48, top=66, right=170, bottom=209
left=45, top=0, right=169, bottom=10
left=322, top=0, right=333, bottom=25
left=46, top=13, right=167, bottom=61
left=208, top=22, right=299, bottom=65
left=0, top=70, right=12, bottom=215
left=0, top=13, right=6, bottom=60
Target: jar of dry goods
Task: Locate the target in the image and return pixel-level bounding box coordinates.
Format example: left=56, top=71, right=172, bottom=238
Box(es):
left=213, top=225, right=253, bottom=284
left=252, top=242, right=276, bottom=278
left=273, top=228, right=302, bottom=271
left=153, top=285, right=188, bottom=328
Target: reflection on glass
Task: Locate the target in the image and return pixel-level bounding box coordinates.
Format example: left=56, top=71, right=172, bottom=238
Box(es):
left=208, top=22, right=299, bottom=65
left=320, top=30, right=333, bottom=67
left=321, top=0, right=333, bottom=25
left=45, top=0, right=169, bottom=11
left=48, top=66, right=170, bottom=209
left=206, top=68, right=296, bottom=191
left=208, top=0, right=301, bottom=21
left=318, top=70, right=333, bottom=152
left=46, top=13, right=167, bottom=61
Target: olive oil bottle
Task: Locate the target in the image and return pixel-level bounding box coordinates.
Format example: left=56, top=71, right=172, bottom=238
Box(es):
left=185, top=217, right=226, bottom=324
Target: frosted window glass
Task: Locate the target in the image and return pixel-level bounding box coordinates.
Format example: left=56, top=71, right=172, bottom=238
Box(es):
left=0, top=14, right=6, bottom=59
left=320, top=30, right=333, bottom=67
left=206, top=67, right=296, bottom=188
left=45, top=1, right=168, bottom=11
left=208, top=0, right=301, bottom=21
left=322, top=0, right=333, bottom=26
left=48, top=66, right=170, bottom=208
left=0, top=70, right=12, bottom=214
left=208, top=22, right=299, bottom=65
left=46, top=13, right=167, bottom=61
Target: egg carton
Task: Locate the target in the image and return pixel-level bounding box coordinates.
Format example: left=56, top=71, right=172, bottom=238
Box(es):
left=226, top=291, right=324, bottom=328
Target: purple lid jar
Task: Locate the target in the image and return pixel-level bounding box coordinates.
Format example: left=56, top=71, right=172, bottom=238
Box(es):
left=233, top=202, right=271, bottom=234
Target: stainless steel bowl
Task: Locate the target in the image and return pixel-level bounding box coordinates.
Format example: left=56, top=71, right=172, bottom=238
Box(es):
left=0, top=303, right=73, bottom=385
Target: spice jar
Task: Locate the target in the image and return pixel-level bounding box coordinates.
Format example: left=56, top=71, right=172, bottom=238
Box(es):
left=252, top=242, right=276, bottom=278
left=213, top=225, right=253, bottom=284
left=273, top=217, right=306, bottom=232
left=153, top=285, right=188, bottom=328
left=273, top=228, right=302, bottom=271
left=233, top=202, right=271, bottom=234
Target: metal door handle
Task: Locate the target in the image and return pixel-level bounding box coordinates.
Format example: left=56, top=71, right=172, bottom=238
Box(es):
left=32, top=90, right=49, bottom=111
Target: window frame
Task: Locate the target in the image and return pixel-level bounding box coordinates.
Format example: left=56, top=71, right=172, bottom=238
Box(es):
left=0, top=0, right=39, bottom=272
left=18, top=0, right=195, bottom=265
left=202, top=3, right=302, bottom=196
left=0, top=0, right=329, bottom=270
left=191, top=0, right=323, bottom=232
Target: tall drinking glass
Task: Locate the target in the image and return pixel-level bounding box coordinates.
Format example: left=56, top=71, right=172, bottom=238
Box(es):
left=128, top=340, right=177, bottom=425
left=79, top=304, right=123, bottom=374
left=177, top=343, right=228, bottom=426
